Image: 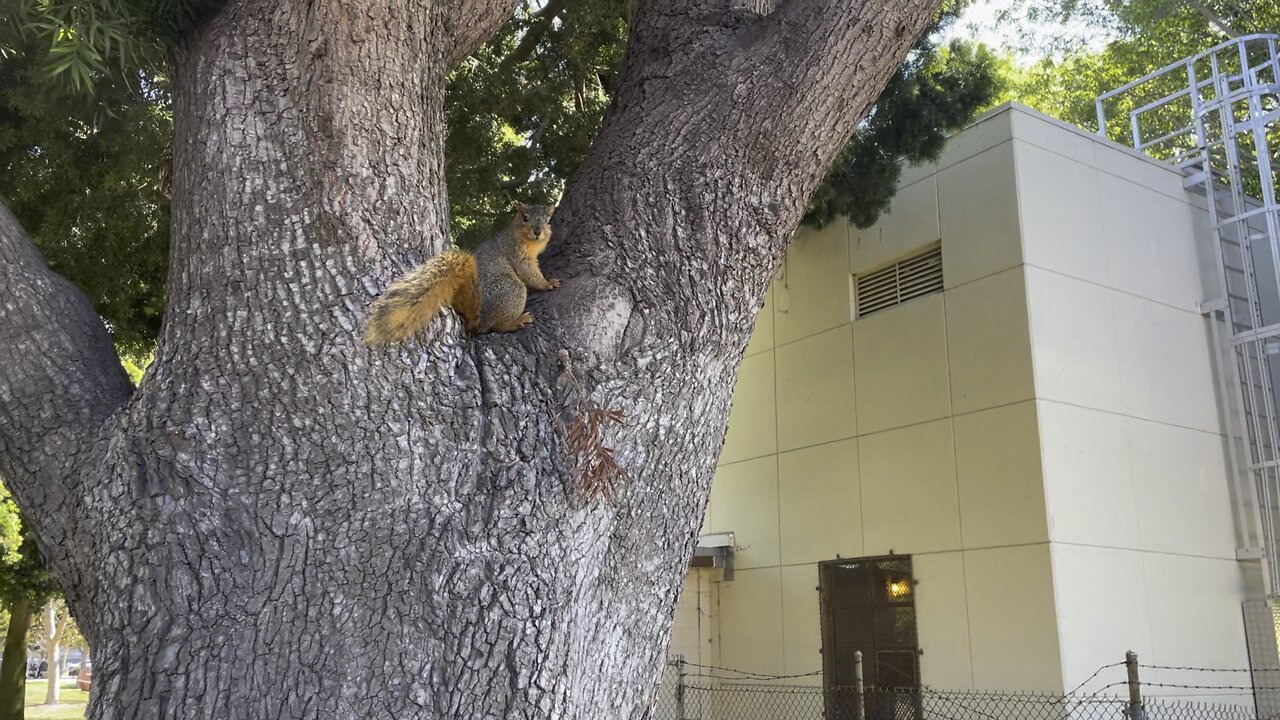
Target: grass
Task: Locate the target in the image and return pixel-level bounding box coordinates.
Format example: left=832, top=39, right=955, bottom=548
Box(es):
left=22, top=678, right=87, bottom=719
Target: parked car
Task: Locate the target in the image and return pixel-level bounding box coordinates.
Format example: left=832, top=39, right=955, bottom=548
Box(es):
left=77, top=663, right=91, bottom=692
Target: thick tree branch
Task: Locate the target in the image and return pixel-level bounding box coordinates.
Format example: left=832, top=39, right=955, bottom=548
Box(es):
left=0, top=201, right=131, bottom=541
left=475, top=1, right=948, bottom=707
left=755, top=0, right=936, bottom=81
left=498, top=0, right=572, bottom=71
left=540, top=0, right=942, bottom=362
left=443, top=0, right=522, bottom=66
left=732, top=0, right=945, bottom=218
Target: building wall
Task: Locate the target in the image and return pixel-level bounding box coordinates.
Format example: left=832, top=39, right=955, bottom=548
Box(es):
left=668, top=571, right=718, bottom=669
left=1009, top=108, right=1255, bottom=694
left=674, top=103, right=1258, bottom=698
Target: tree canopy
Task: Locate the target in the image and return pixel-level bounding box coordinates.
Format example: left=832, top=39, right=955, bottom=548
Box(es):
left=0, top=487, right=22, bottom=571
left=805, top=36, right=1003, bottom=229
left=0, top=33, right=169, bottom=357
left=1000, top=0, right=1280, bottom=131
left=0, top=485, right=54, bottom=610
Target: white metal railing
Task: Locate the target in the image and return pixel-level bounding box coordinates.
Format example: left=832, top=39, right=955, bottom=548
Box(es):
left=1097, top=34, right=1280, bottom=594
left=1096, top=34, right=1280, bottom=159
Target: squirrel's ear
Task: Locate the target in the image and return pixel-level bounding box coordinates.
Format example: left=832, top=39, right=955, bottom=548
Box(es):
left=516, top=203, right=527, bottom=214
left=547, top=205, right=556, bottom=217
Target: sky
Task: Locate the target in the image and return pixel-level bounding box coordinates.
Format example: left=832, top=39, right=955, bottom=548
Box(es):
left=943, top=0, right=1117, bottom=64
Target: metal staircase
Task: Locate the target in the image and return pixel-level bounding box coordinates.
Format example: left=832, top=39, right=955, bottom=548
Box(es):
left=1097, top=34, right=1280, bottom=593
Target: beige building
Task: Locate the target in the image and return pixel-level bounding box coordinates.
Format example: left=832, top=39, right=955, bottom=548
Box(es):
left=667, top=103, right=1267, bottom=699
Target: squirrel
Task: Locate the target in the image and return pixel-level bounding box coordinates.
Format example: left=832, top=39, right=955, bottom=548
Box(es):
left=364, top=204, right=560, bottom=345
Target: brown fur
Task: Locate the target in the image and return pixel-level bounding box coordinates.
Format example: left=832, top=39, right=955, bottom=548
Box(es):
left=363, top=250, right=479, bottom=344
left=363, top=204, right=558, bottom=345
left=512, top=223, right=550, bottom=255
left=509, top=204, right=553, bottom=264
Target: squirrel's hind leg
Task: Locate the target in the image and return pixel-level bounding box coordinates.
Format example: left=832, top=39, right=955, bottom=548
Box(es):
left=476, top=273, right=531, bottom=334
left=492, top=312, right=534, bottom=332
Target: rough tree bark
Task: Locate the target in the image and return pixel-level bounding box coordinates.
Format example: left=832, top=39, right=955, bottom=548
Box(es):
left=0, top=598, right=33, bottom=720
left=0, top=0, right=941, bottom=717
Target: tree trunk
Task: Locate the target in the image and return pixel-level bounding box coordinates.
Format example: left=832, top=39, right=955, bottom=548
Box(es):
left=0, top=0, right=941, bottom=717
left=42, top=604, right=63, bottom=706
left=0, top=599, right=33, bottom=720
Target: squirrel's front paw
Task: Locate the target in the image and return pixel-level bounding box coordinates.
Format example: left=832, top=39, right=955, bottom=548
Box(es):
left=518, top=312, right=535, bottom=328
left=545, top=279, right=561, bottom=290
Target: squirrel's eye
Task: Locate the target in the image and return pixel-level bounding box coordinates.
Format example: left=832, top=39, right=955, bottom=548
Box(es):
left=521, top=213, right=528, bottom=222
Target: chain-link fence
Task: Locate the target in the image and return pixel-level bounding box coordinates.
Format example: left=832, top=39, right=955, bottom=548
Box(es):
left=650, top=661, right=1271, bottom=720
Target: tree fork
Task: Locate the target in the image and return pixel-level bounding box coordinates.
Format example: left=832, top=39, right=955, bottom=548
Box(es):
left=0, top=0, right=943, bottom=717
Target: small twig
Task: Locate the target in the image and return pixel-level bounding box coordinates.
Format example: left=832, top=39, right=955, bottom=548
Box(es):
left=554, top=349, right=628, bottom=500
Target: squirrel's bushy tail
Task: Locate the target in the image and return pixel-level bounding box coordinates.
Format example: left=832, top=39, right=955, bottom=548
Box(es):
left=364, top=250, right=480, bottom=345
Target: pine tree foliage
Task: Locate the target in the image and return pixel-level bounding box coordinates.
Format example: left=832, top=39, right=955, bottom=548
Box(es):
left=804, top=38, right=1004, bottom=229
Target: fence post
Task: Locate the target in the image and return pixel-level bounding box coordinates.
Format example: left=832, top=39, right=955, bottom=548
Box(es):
left=854, top=650, right=865, bottom=720
left=675, top=653, right=686, bottom=717
left=1125, top=650, right=1148, bottom=720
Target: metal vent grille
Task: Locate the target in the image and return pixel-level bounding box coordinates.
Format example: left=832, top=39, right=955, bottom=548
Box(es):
left=855, top=245, right=944, bottom=319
